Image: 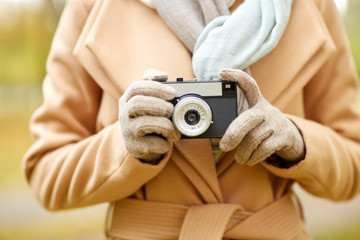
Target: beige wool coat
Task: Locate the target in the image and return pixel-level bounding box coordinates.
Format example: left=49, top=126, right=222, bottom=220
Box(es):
left=23, top=0, right=360, bottom=239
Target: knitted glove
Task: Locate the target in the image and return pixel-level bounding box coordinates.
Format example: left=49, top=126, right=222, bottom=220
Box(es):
left=118, top=70, right=181, bottom=163
left=219, top=68, right=305, bottom=166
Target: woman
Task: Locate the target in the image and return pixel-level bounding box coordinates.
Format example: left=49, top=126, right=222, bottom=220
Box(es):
left=23, top=0, right=360, bottom=239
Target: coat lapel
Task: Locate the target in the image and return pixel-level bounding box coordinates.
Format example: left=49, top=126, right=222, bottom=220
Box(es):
left=172, top=139, right=224, bottom=203
left=74, top=0, right=194, bottom=102
left=73, top=0, right=121, bottom=101
left=251, top=0, right=336, bottom=109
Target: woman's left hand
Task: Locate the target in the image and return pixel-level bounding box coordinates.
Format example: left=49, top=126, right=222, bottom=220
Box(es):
left=219, top=68, right=305, bottom=166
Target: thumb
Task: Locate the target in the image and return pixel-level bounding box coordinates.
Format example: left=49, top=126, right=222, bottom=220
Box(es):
left=142, top=69, right=168, bottom=82
left=219, top=68, right=262, bottom=107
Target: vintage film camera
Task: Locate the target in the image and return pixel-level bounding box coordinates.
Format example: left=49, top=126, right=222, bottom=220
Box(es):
left=163, top=78, right=238, bottom=138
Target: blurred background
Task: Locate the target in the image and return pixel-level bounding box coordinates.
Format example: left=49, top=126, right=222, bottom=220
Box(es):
left=0, top=0, right=359, bottom=239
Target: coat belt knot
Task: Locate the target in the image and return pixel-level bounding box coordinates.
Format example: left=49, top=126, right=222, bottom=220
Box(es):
left=106, top=193, right=305, bottom=240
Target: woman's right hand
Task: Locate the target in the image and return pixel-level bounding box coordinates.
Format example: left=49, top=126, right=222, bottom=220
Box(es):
left=118, top=70, right=181, bottom=164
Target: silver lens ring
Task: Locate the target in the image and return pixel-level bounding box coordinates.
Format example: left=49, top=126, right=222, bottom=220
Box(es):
left=172, top=96, right=212, bottom=137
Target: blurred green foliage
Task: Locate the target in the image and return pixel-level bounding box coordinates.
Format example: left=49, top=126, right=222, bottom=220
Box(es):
left=315, top=221, right=360, bottom=240
left=344, top=0, right=360, bottom=78
left=0, top=0, right=64, bottom=84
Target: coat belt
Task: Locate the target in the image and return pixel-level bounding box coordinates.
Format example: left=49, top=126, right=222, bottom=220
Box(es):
left=106, top=193, right=306, bottom=240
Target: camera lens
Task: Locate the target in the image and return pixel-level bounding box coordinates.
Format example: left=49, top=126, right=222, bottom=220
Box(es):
left=172, top=96, right=212, bottom=137
left=184, top=110, right=200, bottom=125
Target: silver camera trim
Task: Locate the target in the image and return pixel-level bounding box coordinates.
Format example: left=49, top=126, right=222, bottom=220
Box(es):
left=172, top=96, right=212, bottom=137
left=170, top=81, right=224, bottom=97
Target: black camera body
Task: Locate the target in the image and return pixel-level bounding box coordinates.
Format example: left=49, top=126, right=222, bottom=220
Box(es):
left=163, top=78, right=238, bottom=138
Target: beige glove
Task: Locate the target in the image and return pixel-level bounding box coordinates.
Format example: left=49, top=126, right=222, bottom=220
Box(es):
left=118, top=70, right=181, bottom=163
left=219, top=69, right=305, bottom=166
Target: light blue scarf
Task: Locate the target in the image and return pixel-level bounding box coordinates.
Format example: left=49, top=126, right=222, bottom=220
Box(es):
left=192, top=0, right=293, bottom=81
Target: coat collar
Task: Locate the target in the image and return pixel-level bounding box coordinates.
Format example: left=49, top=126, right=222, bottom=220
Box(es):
left=74, top=0, right=336, bottom=107
left=74, top=0, right=336, bottom=201
left=74, top=0, right=194, bottom=101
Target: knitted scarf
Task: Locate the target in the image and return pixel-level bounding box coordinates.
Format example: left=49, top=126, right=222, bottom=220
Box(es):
left=151, top=0, right=293, bottom=81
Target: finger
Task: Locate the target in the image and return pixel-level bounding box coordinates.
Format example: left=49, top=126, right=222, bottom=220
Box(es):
left=125, top=80, right=176, bottom=102
left=219, top=68, right=262, bottom=107
left=130, top=115, right=181, bottom=141
left=128, top=136, right=171, bottom=158
left=219, top=108, right=264, bottom=152
left=235, top=129, right=273, bottom=165
left=126, top=95, right=174, bottom=118
left=142, top=69, right=168, bottom=82
left=246, top=136, right=277, bottom=166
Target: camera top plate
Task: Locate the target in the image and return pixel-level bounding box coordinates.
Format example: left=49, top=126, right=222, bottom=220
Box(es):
left=163, top=79, right=236, bottom=98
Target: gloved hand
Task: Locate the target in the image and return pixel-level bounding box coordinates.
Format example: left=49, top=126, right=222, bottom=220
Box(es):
left=118, top=69, right=181, bottom=163
left=219, top=68, right=305, bottom=166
